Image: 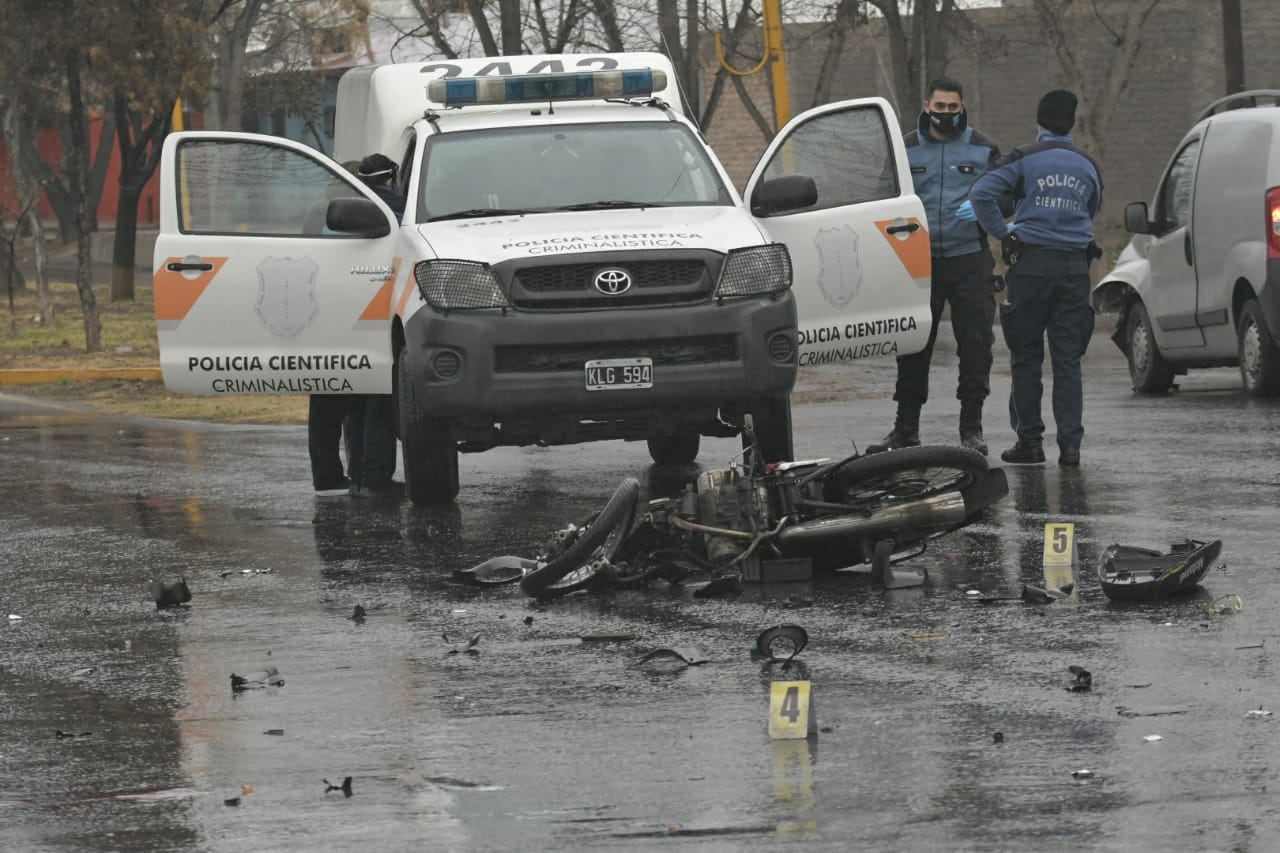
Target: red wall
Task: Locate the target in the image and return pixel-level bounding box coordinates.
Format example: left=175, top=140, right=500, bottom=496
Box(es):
left=0, top=113, right=162, bottom=228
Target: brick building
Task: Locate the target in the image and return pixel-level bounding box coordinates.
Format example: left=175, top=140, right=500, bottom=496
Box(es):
left=702, top=0, right=1280, bottom=239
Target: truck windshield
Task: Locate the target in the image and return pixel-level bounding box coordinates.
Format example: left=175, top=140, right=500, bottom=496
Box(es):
left=418, top=122, right=732, bottom=222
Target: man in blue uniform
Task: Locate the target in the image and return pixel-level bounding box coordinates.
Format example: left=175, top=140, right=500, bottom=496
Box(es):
left=966, top=90, right=1102, bottom=466
left=869, top=77, right=1001, bottom=455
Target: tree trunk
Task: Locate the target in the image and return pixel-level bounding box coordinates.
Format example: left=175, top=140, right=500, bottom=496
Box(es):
left=684, top=0, right=700, bottom=120
left=27, top=209, right=51, bottom=323
left=111, top=184, right=140, bottom=302
left=65, top=47, right=101, bottom=352
left=465, top=0, right=501, bottom=56
left=499, top=0, right=522, bottom=54
left=657, top=0, right=687, bottom=99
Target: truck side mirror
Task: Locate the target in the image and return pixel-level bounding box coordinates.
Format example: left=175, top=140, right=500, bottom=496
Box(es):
left=327, top=198, right=392, bottom=237
left=751, top=175, right=818, bottom=216
left=1124, top=201, right=1153, bottom=235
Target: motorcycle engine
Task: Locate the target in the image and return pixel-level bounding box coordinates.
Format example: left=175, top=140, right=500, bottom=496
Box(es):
left=694, top=468, right=773, bottom=562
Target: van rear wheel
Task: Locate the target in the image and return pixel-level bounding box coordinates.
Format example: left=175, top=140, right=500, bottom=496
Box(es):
left=1238, top=298, right=1280, bottom=397
left=398, top=345, right=460, bottom=504
left=1125, top=301, right=1175, bottom=393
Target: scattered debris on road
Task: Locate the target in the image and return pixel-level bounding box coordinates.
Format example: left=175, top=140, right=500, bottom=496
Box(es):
left=150, top=577, right=191, bottom=609
left=1209, top=594, right=1244, bottom=616
left=751, top=624, right=809, bottom=663
left=638, top=646, right=709, bottom=667
left=231, top=665, right=285, bottom=691
left=323, top=776, right=353, bottom=797
left=444, top=632, right=480, bottom=655
left=1068, top=665, right=1093, bottom=692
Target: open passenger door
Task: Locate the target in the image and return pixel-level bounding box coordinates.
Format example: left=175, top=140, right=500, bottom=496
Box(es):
left=153, top=131, right=400, bottom=395
left=746, top=98, right=932, bottom=368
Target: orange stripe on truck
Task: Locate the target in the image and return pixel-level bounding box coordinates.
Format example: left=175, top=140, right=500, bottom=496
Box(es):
left=362, top=258, right=401, bottom=321
left=154, top=257, right=228, bottom=322
left=875, top=218, right=931, bottom=281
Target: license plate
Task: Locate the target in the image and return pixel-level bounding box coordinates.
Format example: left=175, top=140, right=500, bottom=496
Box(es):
left=585, top=357, right=653, bottom=391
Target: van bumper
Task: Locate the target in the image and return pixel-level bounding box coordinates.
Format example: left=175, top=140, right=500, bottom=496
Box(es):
left=401, top=295, right=797, bottom=445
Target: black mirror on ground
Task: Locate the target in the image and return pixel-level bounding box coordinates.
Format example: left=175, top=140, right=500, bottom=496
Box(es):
left=751, top=175, right=818, bottom=216
left=1124, top=201, right=1153, bottom=235
left=327, top=198, right=392, bottom=237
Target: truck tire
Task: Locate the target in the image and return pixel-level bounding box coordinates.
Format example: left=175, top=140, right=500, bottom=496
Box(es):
left=1238, top=298, right=1280, bottom=397
left=745, top=396, right=793, bottom=464
left=397, top=345, right=460, bottom=504
left=1125, top=300, right=1176, bottom=394
left=646, top=426, right=700, bottom=465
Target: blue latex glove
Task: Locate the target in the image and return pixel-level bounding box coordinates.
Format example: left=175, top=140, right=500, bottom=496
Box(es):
left=955, top=200, right=976, bottom=221
left=1005, top=221, right=1022, bottom=234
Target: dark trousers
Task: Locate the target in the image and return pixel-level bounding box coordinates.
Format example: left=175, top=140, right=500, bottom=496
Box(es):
left=350, top=394, right=397, bottom=487
left=893, top=250, right=996, bottom=406
left=998, top=246, right=1095, bottom=449
left=308, top=395, right=358, bottom=489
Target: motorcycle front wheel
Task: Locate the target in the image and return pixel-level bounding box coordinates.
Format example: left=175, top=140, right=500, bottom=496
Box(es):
left=519, top=477, right=641, bottom=599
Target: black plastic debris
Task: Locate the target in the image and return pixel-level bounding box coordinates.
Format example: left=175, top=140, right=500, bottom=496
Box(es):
left=1071, top=769, right=1094, bottom=780
left=581, top=632, right=636, bottom=642
left=454, top=555, right=535, bottom=587
left=323, top=776, right=353, bottom=797
left=263, top=729, right=285, bottom=736
left=350, top=604, right=366, bottom=623
left=444, top=632, right=481, bottom=655
left=231, top=665, right=285, bottom=692
left=522, top=616, right=534, bottom=626
left=1021, top=584, right=1058, bottom=604
left=54, top=730, right=92, bottom=739
left=1068, top=665, right=1093, bottom=692
left=151, top=577, right=191, bottom=609
left=993, top=732, right=1005, bottom=744
left=751, top=624, right=809, bottom=663
left=638, top=646, right=709, bottom=667
left=224, top=797, right=241, bottom=807
left=693, top=576, right=741, bottom=599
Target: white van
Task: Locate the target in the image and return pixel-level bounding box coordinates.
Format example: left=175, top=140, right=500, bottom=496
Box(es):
left=153, top=52, right=934, bottom=503
left=1093, top=90, right=1280, bottom=397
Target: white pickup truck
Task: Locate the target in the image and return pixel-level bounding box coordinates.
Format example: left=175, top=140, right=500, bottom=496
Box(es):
left=153, top=52, right=933, bottom=503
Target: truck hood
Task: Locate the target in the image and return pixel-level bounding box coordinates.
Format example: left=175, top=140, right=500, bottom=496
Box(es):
left=414, top=206, right=766, bottom=262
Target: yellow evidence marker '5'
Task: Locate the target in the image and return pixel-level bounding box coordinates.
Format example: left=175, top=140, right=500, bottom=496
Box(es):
left=1042, top=523, right=1077, bottom=567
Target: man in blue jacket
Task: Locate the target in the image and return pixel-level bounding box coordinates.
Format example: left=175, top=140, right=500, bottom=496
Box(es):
left=966, top=90, right=1102, bottom=466
left=869, top=77, right=1001, bottom=455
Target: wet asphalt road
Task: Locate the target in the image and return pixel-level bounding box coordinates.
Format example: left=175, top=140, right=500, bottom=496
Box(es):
left=2, top=327, right=1280, bottom=852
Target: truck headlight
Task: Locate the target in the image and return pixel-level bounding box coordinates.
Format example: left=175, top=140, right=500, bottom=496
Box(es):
left=414, top=260, right=510, bottom=311
left=714, top=244, right=792, bottom=298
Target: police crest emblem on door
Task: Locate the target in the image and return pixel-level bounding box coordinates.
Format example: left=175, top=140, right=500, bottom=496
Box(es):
left=814, top=226, right=862, bottom=308
left=255, top=257, right=319, bottom=337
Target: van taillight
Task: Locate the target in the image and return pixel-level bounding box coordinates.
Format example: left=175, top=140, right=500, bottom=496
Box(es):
left=1268, top=187, right=1280, bottom=259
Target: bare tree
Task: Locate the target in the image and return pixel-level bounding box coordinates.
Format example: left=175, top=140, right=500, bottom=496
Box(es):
left=860, top=0, right=970, bottom=124
left=1032, top=0, right=1163, bottom=161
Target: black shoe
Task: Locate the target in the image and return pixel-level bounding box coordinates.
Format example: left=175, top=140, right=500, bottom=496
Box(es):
left=867, top=427, right=921, bottom=454
left=349, top=480, right=405, bottom=499
left=314, top=476, right=352, bottom=496
left=960, top=431, right=988, bottom=456
left=1059, top=447, right=1080, bottom=467
left=1000, top=440, right=1045, bottom=465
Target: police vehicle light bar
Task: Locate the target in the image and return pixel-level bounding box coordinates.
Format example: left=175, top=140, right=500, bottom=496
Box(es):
left=427, top=69, right=666, bottom=106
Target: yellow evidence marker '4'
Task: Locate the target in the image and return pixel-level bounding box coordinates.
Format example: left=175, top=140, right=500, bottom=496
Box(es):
left=769, top=680, right=816, bottom=739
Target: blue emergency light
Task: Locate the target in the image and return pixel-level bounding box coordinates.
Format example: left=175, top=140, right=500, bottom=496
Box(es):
left=427, top=69, right=666, bottom=107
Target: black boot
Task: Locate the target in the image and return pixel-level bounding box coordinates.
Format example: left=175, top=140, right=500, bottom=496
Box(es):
left=959, top=400, right=987, bottom=455
left=867, top=402, right=921, bottom=454
left=1000, top=439, right=1045, bottom=465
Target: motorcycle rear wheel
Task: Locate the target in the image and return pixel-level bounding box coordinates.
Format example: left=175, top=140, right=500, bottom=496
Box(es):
left=824, top=445, right=988, bottom=507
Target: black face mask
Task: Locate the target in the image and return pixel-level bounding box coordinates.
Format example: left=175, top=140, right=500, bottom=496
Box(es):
left=928, top=111, right=961, bottom=135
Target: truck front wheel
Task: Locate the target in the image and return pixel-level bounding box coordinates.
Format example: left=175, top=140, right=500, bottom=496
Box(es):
left=646, top=426, right=701, bottom=465
left=1238, top=298, right=1280, bottom=397
left=398, top=346, right=460, bottom=504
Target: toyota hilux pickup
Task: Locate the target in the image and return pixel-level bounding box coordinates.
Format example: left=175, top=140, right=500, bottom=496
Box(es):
left=153, top=52, right=932, bottom=503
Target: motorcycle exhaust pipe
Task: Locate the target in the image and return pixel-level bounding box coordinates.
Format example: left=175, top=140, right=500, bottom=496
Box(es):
left=777, top=491, right=968, bottom=546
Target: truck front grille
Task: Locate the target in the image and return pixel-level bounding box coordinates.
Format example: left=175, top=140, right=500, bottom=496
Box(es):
left=503, top=257, right=715, bottom=310
left=494, top=335, right=739, bottom=373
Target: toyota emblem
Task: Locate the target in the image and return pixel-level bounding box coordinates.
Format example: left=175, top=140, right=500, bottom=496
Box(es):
left=593, top=268, right=632, bottom=295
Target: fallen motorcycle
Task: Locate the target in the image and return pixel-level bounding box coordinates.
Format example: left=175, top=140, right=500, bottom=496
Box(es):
left=516, top=418, right=1009, bottom=599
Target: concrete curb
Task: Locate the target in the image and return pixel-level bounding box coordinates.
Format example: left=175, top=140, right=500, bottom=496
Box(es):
left=0, top=368, right=163, bottom=385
